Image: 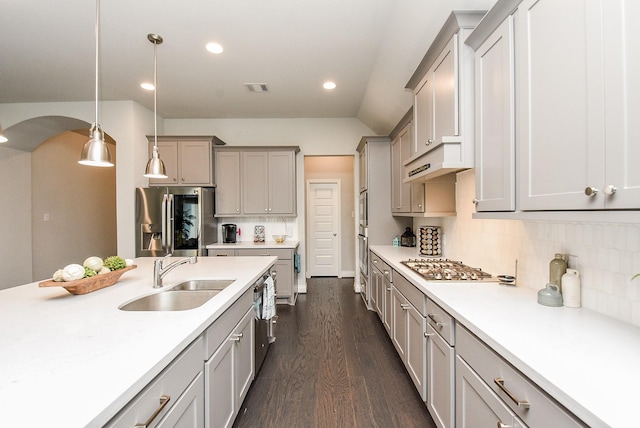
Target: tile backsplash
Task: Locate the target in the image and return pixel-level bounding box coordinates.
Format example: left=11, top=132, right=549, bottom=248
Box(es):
left=218, top=217, right=297, bottom=243
left=419, top=169, right=640, bottom=327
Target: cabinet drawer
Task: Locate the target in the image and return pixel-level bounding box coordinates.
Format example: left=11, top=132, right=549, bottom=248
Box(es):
left=456, top=325, right=586, bottom=427
left=208, top=249, right=236, bottom=257
left=204, top=287, right=253, bottom=359
left=370, top=252, right=392, bottom=282
left=237, top=248, right=292, bottom=260
left=393, top=270, right=427, bottom=316
left=106, top=336, right=203, bottom=427
left=426, top=299, right=454, bottom=346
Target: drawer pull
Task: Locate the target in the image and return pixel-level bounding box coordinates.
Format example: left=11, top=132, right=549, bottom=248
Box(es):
left=497, top=422, right=512, bottom=428
left=135, top=395, right=171, bottom=428
left=400, top=303, right=410, bottom=311
left=383, top=270, right=390, bottom=276
left=424, top=331, right=434, bottom=338
left=428, top=313, right=444, bottom=328
left=230, top=333, right=244, bottom=342
left=494, top=377, right=530, bottom=409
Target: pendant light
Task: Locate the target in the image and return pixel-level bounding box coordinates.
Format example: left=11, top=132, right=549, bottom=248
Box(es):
left=79, top=0, right=113, bottom=167
left=143, top=33, right=167, bottom=178
left=0, top=123, right=7, bottom=143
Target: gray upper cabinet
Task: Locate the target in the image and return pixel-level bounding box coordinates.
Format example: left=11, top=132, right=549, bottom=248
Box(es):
left=215, top=150, right=242, bottom=215
left=404, top=11, right=485, bottom=183
left=242, top=150, right=296, bottom=216
left=147, top=137, right=214, bottom=187
left=468, top=0, right=640, bottom=213
left=391, top=125, right=412, bottom=213
left=215, top=147, right=298, bottom=217
left=470, top=13, right=516, bottom=212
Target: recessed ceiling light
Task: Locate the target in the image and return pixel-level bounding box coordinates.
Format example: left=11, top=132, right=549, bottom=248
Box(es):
left=140, top=82, right=155, bottom=91
left=323, top=81, right=336, bottom=90
left=206, top=42, right=224, bottom=54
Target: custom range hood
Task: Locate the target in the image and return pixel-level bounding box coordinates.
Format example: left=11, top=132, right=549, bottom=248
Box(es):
left=402, top=11, right=483, bottom=183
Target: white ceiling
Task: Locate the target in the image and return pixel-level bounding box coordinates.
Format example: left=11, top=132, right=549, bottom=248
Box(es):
left=0, top=0, right=496, bottom=135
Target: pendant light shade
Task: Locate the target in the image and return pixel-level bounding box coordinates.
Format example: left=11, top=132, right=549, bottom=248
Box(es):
left=0, top=122, right=7, bottom=143
left=144, top=33, right=168, bottom=178
left=79, top=124, right=112, bottom=166
left=79, top=0, right=113, bottom=167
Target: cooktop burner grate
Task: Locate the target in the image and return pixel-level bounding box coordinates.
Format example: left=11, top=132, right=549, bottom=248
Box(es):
left=401, top=258, right=497, bottom=282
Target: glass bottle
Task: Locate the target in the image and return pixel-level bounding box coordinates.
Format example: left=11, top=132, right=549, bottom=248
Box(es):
left=549, top=253, right=567, bottom=290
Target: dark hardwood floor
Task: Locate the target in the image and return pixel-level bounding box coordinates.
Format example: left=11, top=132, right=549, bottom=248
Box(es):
left=233, top=277, right=436, bottom=428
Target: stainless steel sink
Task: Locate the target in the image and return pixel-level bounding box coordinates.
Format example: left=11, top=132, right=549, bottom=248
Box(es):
left=169, top=279, right=236, bottom=291
left=119, top=290, right=220, bottom=311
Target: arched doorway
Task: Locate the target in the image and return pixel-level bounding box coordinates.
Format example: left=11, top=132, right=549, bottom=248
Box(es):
left=0, top=116, right=117, bottom=288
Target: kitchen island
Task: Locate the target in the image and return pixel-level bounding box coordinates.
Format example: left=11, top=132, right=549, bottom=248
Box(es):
left=371, top=245, right=640, bottom=428
left=0, top=256, right=276, bottom=427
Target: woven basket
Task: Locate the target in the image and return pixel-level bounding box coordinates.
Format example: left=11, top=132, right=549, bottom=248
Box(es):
left=39, top=265, right=137, bottom=295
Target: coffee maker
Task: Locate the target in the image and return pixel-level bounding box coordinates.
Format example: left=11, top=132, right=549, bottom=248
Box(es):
left=222, top=224, right=238, bottom=243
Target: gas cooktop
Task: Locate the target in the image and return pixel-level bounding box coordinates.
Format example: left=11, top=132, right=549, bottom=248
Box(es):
left=401, top=258, right=498, bottom=282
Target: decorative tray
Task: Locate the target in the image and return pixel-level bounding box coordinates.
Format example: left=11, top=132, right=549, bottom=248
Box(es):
left=39, top=265, right=137, bottom=295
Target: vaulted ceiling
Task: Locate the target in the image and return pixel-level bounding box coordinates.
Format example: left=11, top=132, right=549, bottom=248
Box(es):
left=0, top=0, right=495, bottom=135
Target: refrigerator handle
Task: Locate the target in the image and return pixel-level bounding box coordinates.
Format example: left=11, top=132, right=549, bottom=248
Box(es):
left=167, top=194, right=174, bottom=254
left=161, top=194, right=168, bottom=255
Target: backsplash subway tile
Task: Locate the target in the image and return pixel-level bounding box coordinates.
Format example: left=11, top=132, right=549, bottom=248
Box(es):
left=431, top=169, right=640, bottom=327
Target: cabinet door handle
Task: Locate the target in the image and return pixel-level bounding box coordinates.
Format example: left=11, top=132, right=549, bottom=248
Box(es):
left=604, top=185, right=617, bottom=195
left=400, top=303, right=410, bottom=310
left=497, top=422, right=513, bottom=428
left=426, top=139, right=433, bottom=145
left=494, top=377, right=530, bottom=409
left=230, top=333, right=244, bottom=342
left=427, top=313, right=444, bottom=328
left=472, top=198, right=479, bottom=205
left=383, top=270, right=390, bottom=276
left=386, top=287, right=392, bottom=291
left=584, top=186, right=598, bottom=197
left=135, top=395, right=171, bottom=428
left=424, top=331, right=434, bottom=338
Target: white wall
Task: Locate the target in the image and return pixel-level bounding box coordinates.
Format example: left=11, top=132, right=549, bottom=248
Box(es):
left=415, top=169, right=640, bottom=327
left=0, top=147, right=32, bottom=289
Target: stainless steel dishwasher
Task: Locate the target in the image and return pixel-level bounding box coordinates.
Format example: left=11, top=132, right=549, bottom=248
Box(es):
left=254, top=270, right=276, bottom=374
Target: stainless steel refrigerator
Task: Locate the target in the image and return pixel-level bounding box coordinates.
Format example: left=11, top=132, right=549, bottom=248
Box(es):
left=135, top=187, right=217, bottom=257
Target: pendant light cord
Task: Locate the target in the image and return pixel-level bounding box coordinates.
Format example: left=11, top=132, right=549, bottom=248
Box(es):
left=153, top=38, right=158, bottom=149
left=94, top=0, right=100, bottom=128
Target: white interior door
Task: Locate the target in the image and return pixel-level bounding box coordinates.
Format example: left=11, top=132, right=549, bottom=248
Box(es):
left=306, top=180, right=340, bottom=277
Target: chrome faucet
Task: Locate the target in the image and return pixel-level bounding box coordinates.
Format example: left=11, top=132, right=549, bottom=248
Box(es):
left=153, top=254, right=198, bottom=288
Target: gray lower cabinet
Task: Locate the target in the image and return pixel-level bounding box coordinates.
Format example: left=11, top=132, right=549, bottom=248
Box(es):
left=426, top=300, right=455, bottom=428
left=456, top=325, right=586, bottom=428
left=211, top=247, right=298, bottom=305
left=204, top=288, right=255, bottom=428
left=391, top=271, right=427, bottom=400
left=456, top=355, right=524, bottom=428
left=106, top=337, right=205, bottom=428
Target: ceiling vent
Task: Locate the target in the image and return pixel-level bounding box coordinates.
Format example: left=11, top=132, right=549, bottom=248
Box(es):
left=244, top=83, right=269, bottom=93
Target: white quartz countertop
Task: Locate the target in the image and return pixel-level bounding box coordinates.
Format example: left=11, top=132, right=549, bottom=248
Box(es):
left=206, top=240, right=299, bottom=250
left=370, top=245, right=640, bottom=428
left=0, top=256, right=276, bottom=428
